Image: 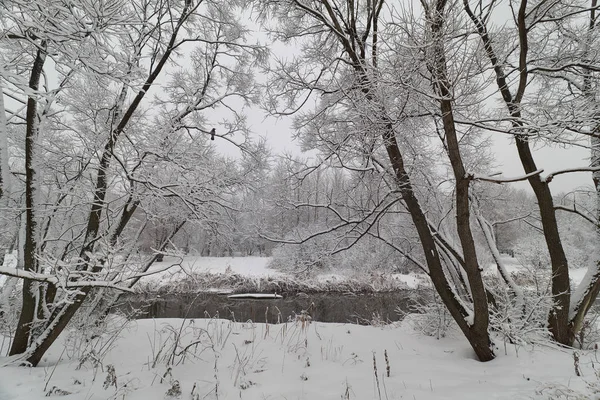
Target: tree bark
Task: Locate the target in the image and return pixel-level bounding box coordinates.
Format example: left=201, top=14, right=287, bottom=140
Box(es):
left=425, top=0, right=493, bottom=359
left=9, top=46, right=46, bottom=356
left=383, top=124, right=494, bottom=361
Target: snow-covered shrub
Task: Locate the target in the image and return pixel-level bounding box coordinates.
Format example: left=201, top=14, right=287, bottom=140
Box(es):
left=331, top=237, right=417, bottom=274
left=400, top=290, right=455, bottom=339
left=536, top=374, right=600, bottom=400
left=0, top=253, right=21, bottom=355
left=64, top=311, right=131, bottom=367
left=270, top=229, right=420, bottom=277
left=514, top=234, right=551, bottom=271
left=0, top=280, right=20, bottom=356
left=574, top=313, right=600, bottom=350
left=484, top=270, right=554, bottom=349
left=270, top=227, right=334, bottom=277
left=514, top=202, right=597, bottom=273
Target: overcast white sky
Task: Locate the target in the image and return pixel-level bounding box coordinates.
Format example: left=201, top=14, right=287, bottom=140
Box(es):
left=493, top=135, right=593, bottom=194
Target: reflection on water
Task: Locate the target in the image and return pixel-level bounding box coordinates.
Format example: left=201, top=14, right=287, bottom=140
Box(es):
left=118, top=291, right=417, bottom=324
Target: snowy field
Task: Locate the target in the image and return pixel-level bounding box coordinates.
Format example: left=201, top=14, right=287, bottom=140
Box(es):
left=143, top=256, right=282, bottom=284
left=1, top=317, right=599, bottom=400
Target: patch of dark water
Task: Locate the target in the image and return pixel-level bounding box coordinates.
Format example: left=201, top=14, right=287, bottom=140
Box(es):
left=118, top=291, right=418, bottom=324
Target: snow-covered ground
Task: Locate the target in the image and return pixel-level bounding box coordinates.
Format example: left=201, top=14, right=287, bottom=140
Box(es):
left=1, top=317, right=598, bottom=400
left=140, top=255, right=588, bottom=292
left=142, top=256, right=280, bottom=283
left=485, top=255, right=590, bottom=286
left=2, top=256, right=598, bottom=399
left=141, top=256, right=427, bottom=290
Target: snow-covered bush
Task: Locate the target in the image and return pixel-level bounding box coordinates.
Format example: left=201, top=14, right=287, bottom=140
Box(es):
left=269, top=226, right=335, bottom=277
left=332, top=237, right=417, bottom=274
left=64, top=312, right=131, bottom=367
left=270, top=229, right=418, bottom=277
left=574, top=314, right=600, bottom=350
left=0, top=252, right=20, bottom=355
left=482, top=269, right=554, bottom=349
left=513, top=234, right=551, bottom=271
left=399, top=290, right=456, bottom=339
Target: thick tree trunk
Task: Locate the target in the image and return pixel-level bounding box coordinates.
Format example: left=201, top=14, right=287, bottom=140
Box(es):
left=463, top=0, right=572, bottom=345
left=382, top=128, right=494, bottom=361
left=0, top=80, right=9, bottom=201
left=428, top=0, right=492, bottom=348
left=9, top=47, right=46, bottom=357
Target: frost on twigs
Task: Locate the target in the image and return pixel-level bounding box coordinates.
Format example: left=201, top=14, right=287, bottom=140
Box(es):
left=536, top=374, right=600, bottom=400
left=484, top=273, right=554, bottom=349
left=399, top=290, right=456, bottom=340
left=0, top=0, right=267, bottom=366
left=103, top=364, right=117, bottom=390
left=44, top=386, right=72, bottom=397
left=135, top=269, right=411, bottom=295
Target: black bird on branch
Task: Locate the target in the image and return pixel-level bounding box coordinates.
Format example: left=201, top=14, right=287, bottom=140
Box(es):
left=209, top=128, right=215, bottom=140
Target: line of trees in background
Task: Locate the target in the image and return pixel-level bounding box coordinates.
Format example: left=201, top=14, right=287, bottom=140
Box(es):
left=0, top=0, right=599, bottom=365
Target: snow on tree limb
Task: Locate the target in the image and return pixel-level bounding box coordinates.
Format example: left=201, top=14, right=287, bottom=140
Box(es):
left=0, top=265, right=134, bottom=292
left=543, top=166, right=600, bottom=183
left=467, top=169, right=544, bottom=184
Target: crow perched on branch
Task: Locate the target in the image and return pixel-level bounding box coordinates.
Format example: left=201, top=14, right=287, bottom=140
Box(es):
left=210, top=128, right=215, bottom=140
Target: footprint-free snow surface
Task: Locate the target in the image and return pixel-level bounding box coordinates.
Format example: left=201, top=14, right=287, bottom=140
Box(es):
left=1, top=317, right=598, bottom=400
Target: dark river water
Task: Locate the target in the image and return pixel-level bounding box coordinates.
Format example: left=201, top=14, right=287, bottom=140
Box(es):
left=119, top=291, right=418, bottom=324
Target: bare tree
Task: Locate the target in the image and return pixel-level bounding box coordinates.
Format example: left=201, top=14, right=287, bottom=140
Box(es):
left=0, top=0, right=266, bottom=365
left=258, top=0, right=600, bottom=358
left=258, top=0, right=497, bottom=361
left=462, top=0, right=600, bottom=345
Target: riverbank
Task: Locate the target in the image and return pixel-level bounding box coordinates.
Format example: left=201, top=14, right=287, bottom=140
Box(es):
left=1, top=317, right=597, bottom=400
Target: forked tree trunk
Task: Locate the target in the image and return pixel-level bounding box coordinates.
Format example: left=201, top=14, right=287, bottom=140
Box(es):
left=419, top=0, right=494, bottom=360
left=463, top=0, right=572, bottom=345
left=297, top=0, right=495, bottom=361
left=383, top=129, right=495, bottom=361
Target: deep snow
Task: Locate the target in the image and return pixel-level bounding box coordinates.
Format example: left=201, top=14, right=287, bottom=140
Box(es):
left=1, top=317, right=598, bottom=400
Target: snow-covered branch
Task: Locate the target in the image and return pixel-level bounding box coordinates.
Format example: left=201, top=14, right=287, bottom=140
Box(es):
left=543, top=166, right=600, bottom=183
left=0, top=266, right=135, bottom=292
left=554, top=205, right=597, bottom=226
left=467, top=170, right=544, bottom=184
